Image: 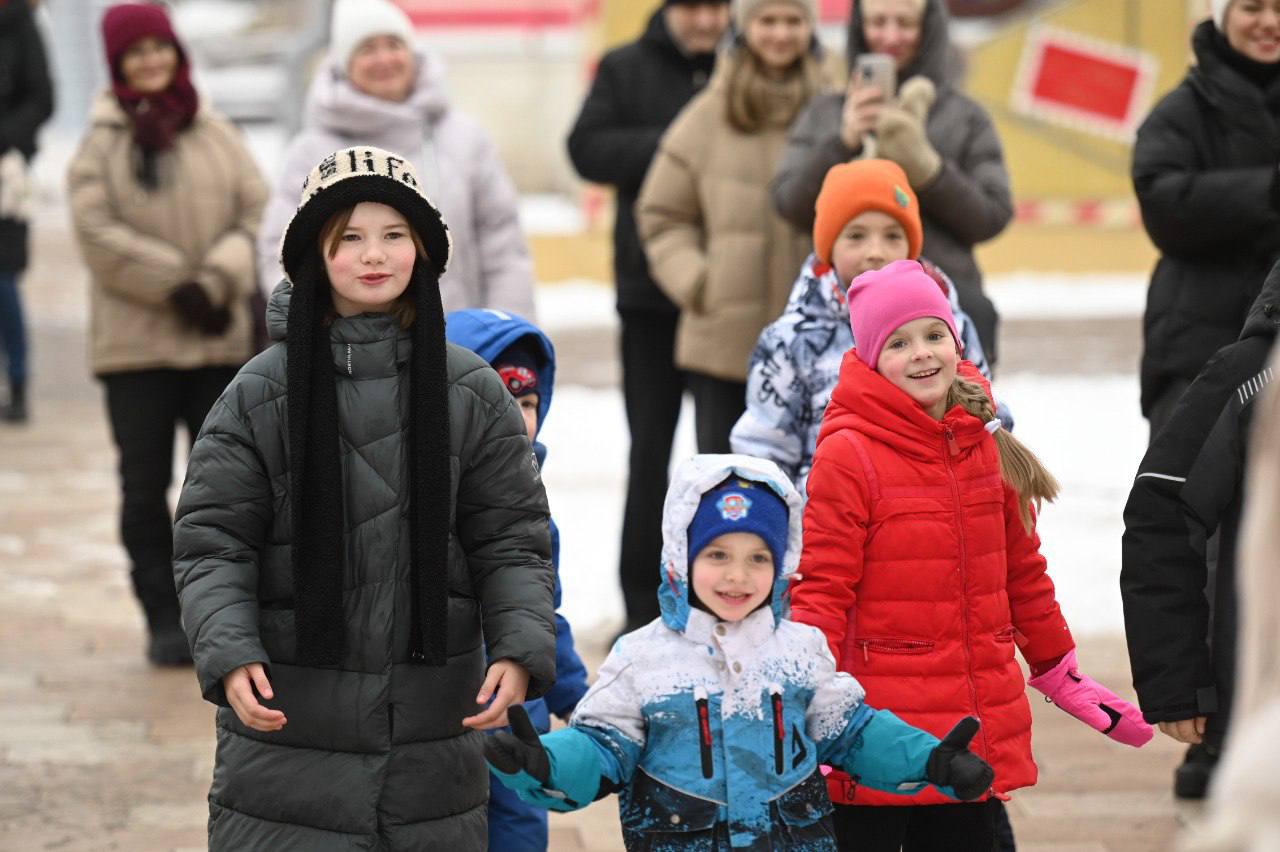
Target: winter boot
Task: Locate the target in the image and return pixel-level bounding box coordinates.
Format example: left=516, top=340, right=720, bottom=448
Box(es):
left=1174, top=742, right=1219, bottom=800
left=130, top=563, right=193, bottom=666
left=3, top=380, right=26, bottom=423
left=145, top=609, right=193, bottom=666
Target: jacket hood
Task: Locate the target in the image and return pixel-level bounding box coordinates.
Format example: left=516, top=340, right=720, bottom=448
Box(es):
left=818, top=349, right=991, bottom=463
left=847, top=0, right=961, bottom=90
left=1189, top=19, right=1280, bottom=109
left=642, top=6, right=720, bottom=70
left=658, top=454, right=803, bottom=633
left=444, top=308, right=555, bottom=435
left=1242, top=259, right=1280, bottom=341
left=306, top=49, right=450, bottom=150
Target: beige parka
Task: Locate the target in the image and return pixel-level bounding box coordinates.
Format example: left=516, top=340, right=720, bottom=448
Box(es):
left=636, top=54, right=817, bottom=383
left=68, top=92, right=266, bottom=375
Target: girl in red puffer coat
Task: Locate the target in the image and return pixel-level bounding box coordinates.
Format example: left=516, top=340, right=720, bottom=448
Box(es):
left=792, top=260, right=1153, bottom=851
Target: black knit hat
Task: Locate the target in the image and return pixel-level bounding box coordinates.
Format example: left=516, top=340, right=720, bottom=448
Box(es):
left=281, top=146, right=452, bottom=667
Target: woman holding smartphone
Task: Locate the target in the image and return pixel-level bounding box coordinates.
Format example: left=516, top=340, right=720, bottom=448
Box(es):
left=771, top=0, right=1012, bottom=367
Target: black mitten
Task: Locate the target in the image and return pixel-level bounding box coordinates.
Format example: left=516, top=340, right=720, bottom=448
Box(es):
left=169, top=281, right=230, bottom=336
left=484, top=705, right=551, bottom=784
left=925, top=717, right=995, bottom=801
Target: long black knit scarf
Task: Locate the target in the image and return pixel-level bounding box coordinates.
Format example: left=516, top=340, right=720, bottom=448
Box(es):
left=286, top=256, right=452, bottom=666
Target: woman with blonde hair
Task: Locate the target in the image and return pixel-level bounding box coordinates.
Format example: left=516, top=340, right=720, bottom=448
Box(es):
left=637, top=0, right=827, bottom=453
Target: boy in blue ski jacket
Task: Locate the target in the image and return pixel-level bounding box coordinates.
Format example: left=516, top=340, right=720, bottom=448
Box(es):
left=486, top=454, right=994, bottom=850
left=730, top=160, right=1006, bottom=497
left=445, top=308, right=591, bottom=851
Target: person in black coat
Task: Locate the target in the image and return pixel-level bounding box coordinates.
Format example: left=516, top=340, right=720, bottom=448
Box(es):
left=0, top=0, right=54, bottom=423
left=565, top=0, right=729, bottom=635
left=1121, top=260, right=1280, bottom=800
left=1132, top=4, right=1280, bottom=437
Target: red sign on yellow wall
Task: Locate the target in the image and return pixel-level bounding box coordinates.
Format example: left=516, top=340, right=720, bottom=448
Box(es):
left=1011, top=26, right=1157, bottom=142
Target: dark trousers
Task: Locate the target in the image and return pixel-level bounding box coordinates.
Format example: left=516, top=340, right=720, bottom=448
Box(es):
left=833, top=800, right=1004, bottom=851
left=0, top=269, right=27, bottom=385
left=686, top=371, right=746, bottom=454
left=618, top=310, right=686, bottom=627
left=102, top=366, right=239, bottom=622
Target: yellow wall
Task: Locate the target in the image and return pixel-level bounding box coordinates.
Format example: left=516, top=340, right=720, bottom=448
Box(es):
left=601, top=0, right=663, bottom=50
left=966, top=0, right=1202, bottom=199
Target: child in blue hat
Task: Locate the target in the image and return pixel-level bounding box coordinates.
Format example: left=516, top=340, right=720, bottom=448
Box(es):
left=485, top=453, right=996, bottom=850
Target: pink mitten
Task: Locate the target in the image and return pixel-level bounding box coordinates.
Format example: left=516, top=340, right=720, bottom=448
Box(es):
left=1026, top=650, right=1153, bottom=747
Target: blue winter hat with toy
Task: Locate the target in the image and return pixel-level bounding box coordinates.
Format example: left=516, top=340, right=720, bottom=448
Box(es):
left=687, top=477, right=790, bottom=571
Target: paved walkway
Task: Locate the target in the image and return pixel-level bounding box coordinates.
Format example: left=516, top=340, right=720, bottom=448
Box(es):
left=1, top=207, right=1195, bottom=850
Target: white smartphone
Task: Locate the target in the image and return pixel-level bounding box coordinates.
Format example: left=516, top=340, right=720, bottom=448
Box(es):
left=853, top=53, right=897, bottom=98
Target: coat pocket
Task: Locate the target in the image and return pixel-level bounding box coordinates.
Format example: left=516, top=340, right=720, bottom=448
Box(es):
left=853, top=637, right=935, bottom=663
left=620, top=769, right=721, bottom=837
left=773, top=770, right=835, bottom=842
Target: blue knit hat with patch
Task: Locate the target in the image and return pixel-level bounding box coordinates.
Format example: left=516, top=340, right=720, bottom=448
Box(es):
left=687, top=476, right=789, bottom=571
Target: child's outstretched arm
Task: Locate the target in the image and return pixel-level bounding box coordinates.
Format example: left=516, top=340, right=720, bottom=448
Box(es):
left=805, top=631, right=993, bottom=800
left=1003, top=488, right=1152, bottom=747
left=485, top=706, right=615, bottom=812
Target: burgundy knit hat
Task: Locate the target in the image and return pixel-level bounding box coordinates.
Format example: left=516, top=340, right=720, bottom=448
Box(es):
left=846, top=259, right=962, bottom=368
left=101, top=3, right=181, bottom=79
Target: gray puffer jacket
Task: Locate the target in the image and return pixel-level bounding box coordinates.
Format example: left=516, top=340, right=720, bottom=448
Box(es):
left=173, top=284, right=556, bottom=851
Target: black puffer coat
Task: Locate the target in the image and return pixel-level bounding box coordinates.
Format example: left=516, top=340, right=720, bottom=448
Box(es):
left=173, top=286, right=556, bottom=850
left=1132, top=21, right=1280, bottom=417
left=566, top=9, right=717, bottom=315
left=0, top=0, right=54, bottom=272
left=1121, top=263, right=1280, bottom=740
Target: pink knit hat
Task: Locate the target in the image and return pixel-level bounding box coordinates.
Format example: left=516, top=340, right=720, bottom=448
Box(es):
left=847, top=259, right=962, bottom=367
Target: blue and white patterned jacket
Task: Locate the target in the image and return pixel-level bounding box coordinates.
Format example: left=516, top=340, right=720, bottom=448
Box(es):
left=730, top=256, right=999, bottom=497
left=566, top=455, right=942, bottom=850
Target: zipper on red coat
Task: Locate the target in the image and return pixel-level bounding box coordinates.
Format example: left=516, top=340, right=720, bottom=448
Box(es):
left=942, top=427, right=989, bottom=759
left=695, top=687, right=714, bottom=779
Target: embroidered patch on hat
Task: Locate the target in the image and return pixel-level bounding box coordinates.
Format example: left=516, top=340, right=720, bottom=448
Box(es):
left=894, top=185, right=911, bottom=208
left=497, top=365, right=537, bottom=396
left=716, top=492, right=752, bottom=521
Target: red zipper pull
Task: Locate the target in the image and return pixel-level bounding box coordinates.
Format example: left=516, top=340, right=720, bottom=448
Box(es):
left=944, top=427, right=959, bottom=456
left=862, top=641, right=869, bottom=663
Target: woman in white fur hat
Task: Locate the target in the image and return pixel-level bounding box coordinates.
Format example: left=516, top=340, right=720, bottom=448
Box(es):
left=257, top=0, right=536, bottom=319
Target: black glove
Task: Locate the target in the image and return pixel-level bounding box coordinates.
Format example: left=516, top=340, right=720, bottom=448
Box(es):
left=169, top=281, right=232, bottom=336
left=925, top=717, right=995, bottom=801
left=483, top=705, right=550, bottom=784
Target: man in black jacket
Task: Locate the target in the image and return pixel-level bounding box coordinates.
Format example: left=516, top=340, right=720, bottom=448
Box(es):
left=0, top=0, right=54, bottom=423
left=1121, top=261, right=1280, bottom=800
left=566, top=0, right=729, bottom=635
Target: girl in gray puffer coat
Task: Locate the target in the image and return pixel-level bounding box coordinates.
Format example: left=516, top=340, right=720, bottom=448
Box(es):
left=174, top=146, right=556, bottom=851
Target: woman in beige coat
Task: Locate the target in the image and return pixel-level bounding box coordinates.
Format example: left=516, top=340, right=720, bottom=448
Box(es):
left=67, top=3, right=266, bottom=666
left=637, top=0, right=824, bottom=452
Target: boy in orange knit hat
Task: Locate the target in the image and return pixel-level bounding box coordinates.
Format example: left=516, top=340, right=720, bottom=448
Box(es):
left=730, top=159, right=999, bottom=496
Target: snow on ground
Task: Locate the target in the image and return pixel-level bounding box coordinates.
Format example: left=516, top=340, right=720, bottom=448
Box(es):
left=545, top=369, right=1146, bottom=640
